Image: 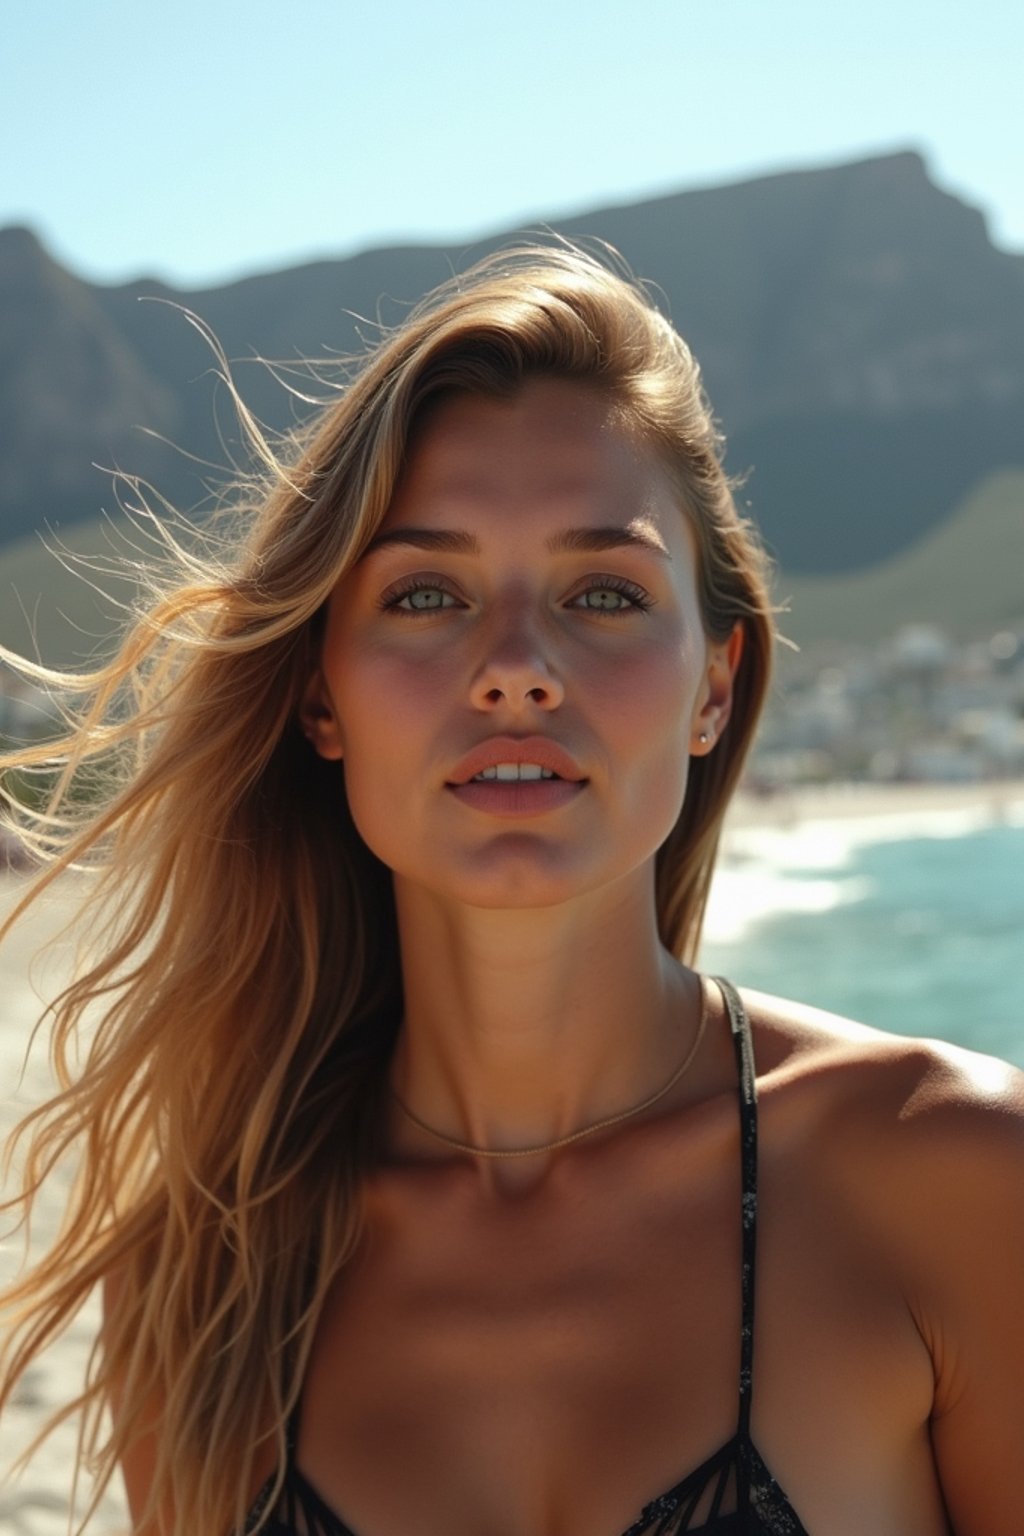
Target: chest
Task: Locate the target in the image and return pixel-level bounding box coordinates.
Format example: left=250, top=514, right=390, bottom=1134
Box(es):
left=317, top=1159, right=738, bottom=1433
left=292, top=1123, right=939, bottom=1536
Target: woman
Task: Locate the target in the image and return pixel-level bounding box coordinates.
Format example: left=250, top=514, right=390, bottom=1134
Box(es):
left=1, top=245, right=1022, bottom=1536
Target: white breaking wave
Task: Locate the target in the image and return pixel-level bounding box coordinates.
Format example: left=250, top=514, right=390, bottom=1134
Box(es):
left=704, top=864, right=873, bottom=945
left=704, top=794, right=1021, bottom=948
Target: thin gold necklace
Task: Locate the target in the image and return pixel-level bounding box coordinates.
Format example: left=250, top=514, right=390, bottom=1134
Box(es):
left=390, top=979, right=708, bottom=1159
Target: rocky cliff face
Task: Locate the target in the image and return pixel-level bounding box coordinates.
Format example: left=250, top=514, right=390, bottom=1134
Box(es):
left=564, top=151, right=1024, bottom=428
left=2, top=151, right=1022, bottom=575
left=0, top=228, right=181, bottom=533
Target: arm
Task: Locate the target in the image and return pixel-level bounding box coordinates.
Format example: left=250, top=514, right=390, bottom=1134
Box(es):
left=102, top=1270, right=167, bottom=1536
left=899, top=1051, right=1024, bottom=1535
left=102, top=1272, right=278, bottom=1535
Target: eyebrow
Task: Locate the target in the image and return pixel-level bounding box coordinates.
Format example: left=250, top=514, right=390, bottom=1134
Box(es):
left=360, top=524, right=671, bottom=561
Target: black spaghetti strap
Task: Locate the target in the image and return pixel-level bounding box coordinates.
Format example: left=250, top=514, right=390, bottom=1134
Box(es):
left=713, top=977, right=759, bottom=1528
left=714, top=976, right=758, bottom=1436
left=286, top=1405, right=302, bottom=1460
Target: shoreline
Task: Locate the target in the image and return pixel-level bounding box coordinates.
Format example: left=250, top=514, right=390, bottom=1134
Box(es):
left=725, top=776, right=1024, bottom=830
left=705, top=774, right=1024, bottom=961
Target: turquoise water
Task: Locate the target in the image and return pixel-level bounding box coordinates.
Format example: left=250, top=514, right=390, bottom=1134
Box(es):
left=700, top=809, right=1024, bottom=1067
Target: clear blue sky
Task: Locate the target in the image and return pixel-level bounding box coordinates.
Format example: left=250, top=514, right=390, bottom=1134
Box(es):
left=4, top=0, right=1022, bottom=286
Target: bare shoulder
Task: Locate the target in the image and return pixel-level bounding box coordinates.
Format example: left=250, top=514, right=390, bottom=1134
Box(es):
left=739, top=985, right=1024, bottom=1191
left=734, top=991, right=1024, bottom=1527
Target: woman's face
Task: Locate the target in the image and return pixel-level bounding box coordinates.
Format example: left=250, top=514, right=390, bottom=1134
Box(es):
left=302, top=377, right=739, bottom=912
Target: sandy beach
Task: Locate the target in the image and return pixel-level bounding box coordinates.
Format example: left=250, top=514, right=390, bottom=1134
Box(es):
left=1, top=775, right=1022, bottom=1529
left=725, top=775, right=1024, bottom=829
left=0, top=875, right=126, bottom=1535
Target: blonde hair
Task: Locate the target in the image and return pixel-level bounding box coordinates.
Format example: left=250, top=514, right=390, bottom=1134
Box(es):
left=0, top=243, right=774, bottom=1534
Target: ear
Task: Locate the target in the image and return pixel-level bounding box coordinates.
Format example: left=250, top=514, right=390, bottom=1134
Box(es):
left=298, top=667, right=345, bottom=761
left=690, top=621, right=744, bottom=756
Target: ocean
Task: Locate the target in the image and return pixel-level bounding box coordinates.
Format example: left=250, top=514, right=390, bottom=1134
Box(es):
left=701, top=799, right=1024, bottom=1068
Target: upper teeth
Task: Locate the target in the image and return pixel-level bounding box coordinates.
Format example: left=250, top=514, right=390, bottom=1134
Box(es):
left=472, top=763, right=557, bottom=781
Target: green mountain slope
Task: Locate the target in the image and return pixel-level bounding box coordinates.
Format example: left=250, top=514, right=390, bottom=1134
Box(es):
left=0, top=514, right=150, bottom=667
left=781, top=469, right=1024, bottom=650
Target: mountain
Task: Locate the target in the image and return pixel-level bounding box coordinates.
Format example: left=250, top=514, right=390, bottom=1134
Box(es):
left=1, top=149, right=1022, bottom=633
left=0, top=228, right=181, bottom=537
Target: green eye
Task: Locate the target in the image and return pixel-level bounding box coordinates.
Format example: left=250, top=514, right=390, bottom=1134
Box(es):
left=573, top=579, right=653, bottom=613
left=381, top=581, right=461, bottom=613
left=402, top=587, right=451, bottom=610
left=581, top=588, right=630, bottom=611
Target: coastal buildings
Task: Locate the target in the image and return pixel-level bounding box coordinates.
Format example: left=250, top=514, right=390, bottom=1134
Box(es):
left=751, top=623, right=1024, bottom=788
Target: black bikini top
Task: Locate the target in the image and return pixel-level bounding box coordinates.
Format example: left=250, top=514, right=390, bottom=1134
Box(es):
left=246, top=978, right=810, bottom=1535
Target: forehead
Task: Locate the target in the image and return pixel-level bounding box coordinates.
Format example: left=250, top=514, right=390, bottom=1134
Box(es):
left=385, top=377, right=680, bottom=534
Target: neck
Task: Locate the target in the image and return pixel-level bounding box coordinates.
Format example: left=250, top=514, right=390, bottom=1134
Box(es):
left=385, top=872, right=703, bottom=1179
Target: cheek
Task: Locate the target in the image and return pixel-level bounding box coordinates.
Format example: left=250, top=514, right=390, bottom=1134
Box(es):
left=327, top=643, right=455, bottom=804
left=605, top=636, right=702, bottom=817
left=325, top=624, right=440, bottom=737
left=600, top=630, right=703, bottom=731
left=328, top=669, right=422, bottom=867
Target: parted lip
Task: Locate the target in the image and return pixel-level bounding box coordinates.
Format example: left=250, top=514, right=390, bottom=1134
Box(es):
left=446, top=736, right=588, bottom=786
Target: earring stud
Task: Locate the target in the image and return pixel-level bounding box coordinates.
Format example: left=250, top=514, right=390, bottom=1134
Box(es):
left=698, top=731, right=710, bottom=745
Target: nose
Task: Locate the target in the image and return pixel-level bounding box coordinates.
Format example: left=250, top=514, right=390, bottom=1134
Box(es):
left=467, top=599, right=565, bottom=713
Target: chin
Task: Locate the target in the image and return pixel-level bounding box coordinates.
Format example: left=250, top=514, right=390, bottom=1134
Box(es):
left=394, top=846, right=653, bottom=916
